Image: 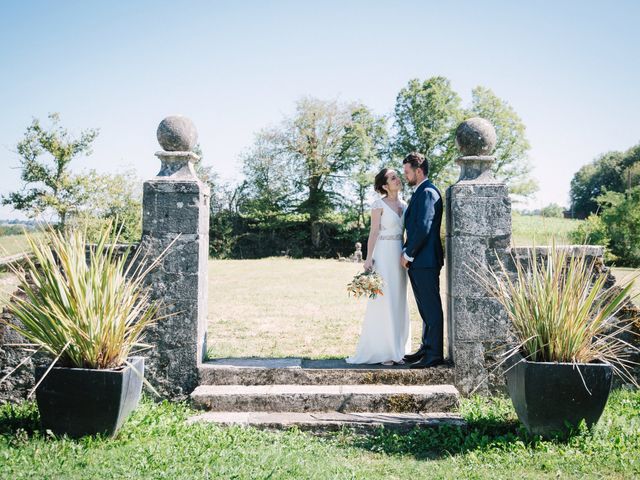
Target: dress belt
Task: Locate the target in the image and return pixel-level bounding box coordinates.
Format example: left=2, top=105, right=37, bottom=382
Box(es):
left=378, top=234, right=402, bottom=241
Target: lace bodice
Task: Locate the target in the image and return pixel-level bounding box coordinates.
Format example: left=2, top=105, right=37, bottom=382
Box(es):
left=371, top=197, right=406, bottom=236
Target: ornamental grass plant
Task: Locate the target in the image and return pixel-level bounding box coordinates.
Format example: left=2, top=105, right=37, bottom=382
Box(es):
left=475, top=242, right=639, bottom=383
left=2, top=223, right=170, bottom=372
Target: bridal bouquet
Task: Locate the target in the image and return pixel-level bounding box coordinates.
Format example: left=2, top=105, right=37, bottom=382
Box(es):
left=347, top=270, right=384, bottom=299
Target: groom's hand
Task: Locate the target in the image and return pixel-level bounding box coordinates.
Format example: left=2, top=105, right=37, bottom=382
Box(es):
left=400, top=255, right=410, bottom=269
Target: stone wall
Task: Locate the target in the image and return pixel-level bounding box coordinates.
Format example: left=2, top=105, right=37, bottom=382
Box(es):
left=0, top=276, right=51, bottom=404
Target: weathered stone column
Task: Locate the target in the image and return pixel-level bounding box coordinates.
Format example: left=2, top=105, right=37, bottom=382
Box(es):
left=446, top=118, right=512, bottom=395
left=140, top=115, right=209, bottom=400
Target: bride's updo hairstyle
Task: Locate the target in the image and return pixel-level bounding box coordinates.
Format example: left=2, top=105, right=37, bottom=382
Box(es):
left=374, top=168, right=391, bottom=195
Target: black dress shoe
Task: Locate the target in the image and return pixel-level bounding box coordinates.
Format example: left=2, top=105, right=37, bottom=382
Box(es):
left=403, top=347, right=426, bottom=363
left=409, top=358, right=444, bottom=369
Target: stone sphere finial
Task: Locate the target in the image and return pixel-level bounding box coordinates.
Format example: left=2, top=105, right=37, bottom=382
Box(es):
left=157, top=115, right=198, bottom=152
left=455, top=117, right=496, bottom=156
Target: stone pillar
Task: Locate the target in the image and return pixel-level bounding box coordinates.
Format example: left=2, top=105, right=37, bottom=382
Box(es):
left=446, top=118, right=512, bottom=395
left=140, top=115, right=210, bottom=400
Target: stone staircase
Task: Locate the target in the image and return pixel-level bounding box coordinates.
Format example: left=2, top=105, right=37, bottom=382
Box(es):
left=189, top=358, right=464, bottom=433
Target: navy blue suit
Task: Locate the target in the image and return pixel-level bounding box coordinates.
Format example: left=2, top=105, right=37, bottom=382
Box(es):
left=403, top=179, right=444, bottom=361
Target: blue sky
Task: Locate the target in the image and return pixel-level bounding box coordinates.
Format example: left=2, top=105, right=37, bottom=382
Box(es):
left=1, top=0, right=639, bottom=219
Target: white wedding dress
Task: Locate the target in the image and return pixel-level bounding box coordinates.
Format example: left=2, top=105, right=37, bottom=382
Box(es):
left=346, top=198, right=411, bottom=364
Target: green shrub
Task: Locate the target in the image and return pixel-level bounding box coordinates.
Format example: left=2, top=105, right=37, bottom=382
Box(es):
left=570, top=187, right=640, bottom=267
left=569, top=214, right=615, bottom=262
left=209, top=211, right=367, bottom=259
left=598, top=187, right=640, bottom=267
left=540, top=203, right=564, bottom=218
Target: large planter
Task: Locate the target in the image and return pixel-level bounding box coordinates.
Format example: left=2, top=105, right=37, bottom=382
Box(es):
left=35, top=356, right=144, bottom=438
left=504, top=353, right=613, bottom=437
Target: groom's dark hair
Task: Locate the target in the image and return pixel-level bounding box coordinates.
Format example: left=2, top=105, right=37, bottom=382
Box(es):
left=403, top=152, right=429, bottom=177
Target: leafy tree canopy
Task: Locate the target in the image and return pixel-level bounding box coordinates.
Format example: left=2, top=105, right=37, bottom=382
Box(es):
left=2, top=113, right=99, bottom=228
left=392, top=78, right=537, bottom=197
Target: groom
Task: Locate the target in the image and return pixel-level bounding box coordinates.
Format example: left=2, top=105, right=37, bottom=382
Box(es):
left=400, top=152, right=445, bottom=369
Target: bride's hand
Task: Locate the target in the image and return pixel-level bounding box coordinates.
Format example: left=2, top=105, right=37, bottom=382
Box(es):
left=363, top=258, right=373, bottom=272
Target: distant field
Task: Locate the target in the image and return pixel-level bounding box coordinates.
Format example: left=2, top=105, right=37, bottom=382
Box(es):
left=0, top=234, right=33, bottom=257
left=511, top=214, right=582, bottom=246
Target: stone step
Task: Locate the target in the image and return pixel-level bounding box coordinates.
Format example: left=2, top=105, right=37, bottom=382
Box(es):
left=191, top=384, right=460, bottom=413
left=187, top=411, right=467, bottom=434
left=199, top=358, right=454, bottom=386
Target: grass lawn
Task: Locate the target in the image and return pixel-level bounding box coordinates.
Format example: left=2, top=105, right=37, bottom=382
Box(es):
left=207, top=257, right=640, bottom=360
left=1, top=389, right=638, bottom=479
left=207, top=258, right=439, bottom=359
left=2, top=253, right=635, bottom=359
left=511, top=215, right=583, bottom=246
left=0, top=234, right=33, bottom=257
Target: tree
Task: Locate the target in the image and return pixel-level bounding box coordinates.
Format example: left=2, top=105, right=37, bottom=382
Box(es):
left=339, top=106, right=388, bottom=229
left=596, top=187, right=640, bottom=266
left=191, top=143, right=217, bottom=192
left=392, top=78, right=537, bottom=196
left=569, top=214, right=612, bottom=260
left=540, top=203, right=564, bottom=218
left=621, top=143, right=640, bottom=186
left=287, top=98, right=358, bottom=233
left=2, top=113, right=99, bottom=228
left=569, top=151, right=627, bottom=218
left=570, top=185, right=640, bottom=266
left=241, top=97, right=363, bottom=247
left=467, top=87, right=537, bottom=197
left=68, top=169, right=142, bottom=243
left=569, top=142, right=640, bottom=219
left=209, top=180, right=247, bottom=259
left=392, top=77, right=463, bottom=185
left=240, top=128, right=298, bottom=217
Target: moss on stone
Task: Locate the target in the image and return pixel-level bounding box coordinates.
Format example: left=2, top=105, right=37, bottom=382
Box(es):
left=387, top=394, right=422, bottom=413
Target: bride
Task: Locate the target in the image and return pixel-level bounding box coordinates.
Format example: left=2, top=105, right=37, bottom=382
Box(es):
left=346, top=168, right=411, bottom=365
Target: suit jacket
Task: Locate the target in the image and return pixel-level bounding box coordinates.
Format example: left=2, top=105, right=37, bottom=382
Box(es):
left=403, top=179, right=444, bottom=269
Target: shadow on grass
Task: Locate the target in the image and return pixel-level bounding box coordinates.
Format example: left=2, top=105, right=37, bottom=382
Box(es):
left=0, top=401, right=40, bottom=438
left=344, top=415, right=526, bottom=461
left=339, top=393, right=601, bottom=460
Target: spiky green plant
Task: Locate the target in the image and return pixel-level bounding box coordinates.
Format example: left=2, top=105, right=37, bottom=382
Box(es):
left=3, top=223, right=169, bottom=370
left=475, top=243, right=638, bottom=382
